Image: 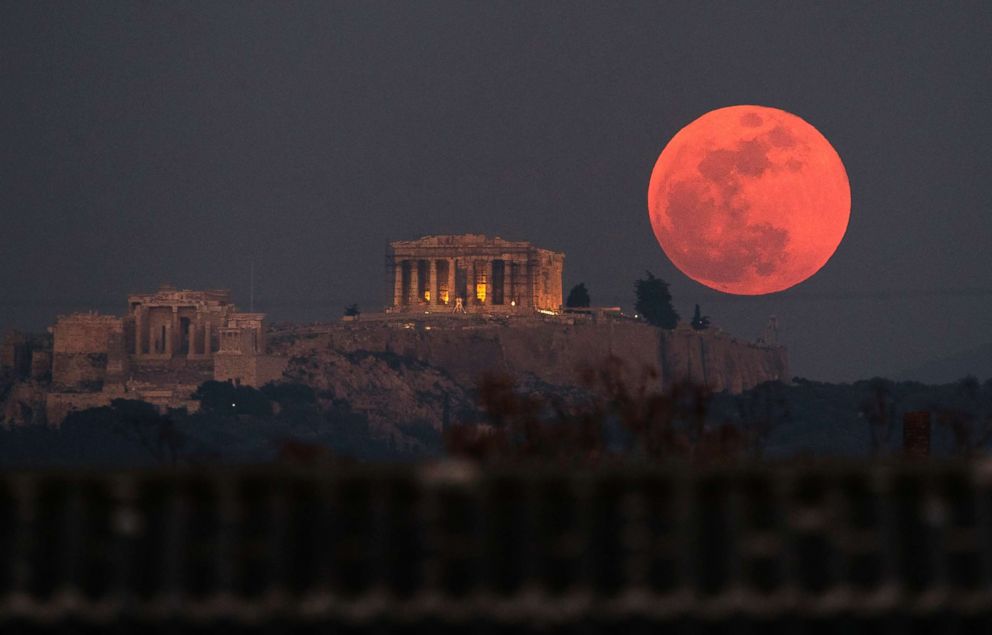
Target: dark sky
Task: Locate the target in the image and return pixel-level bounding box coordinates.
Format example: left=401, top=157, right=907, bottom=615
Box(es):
left=2, top=2, right=990, bottom=381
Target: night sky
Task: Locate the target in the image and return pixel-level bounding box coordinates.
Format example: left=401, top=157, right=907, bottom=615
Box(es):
left=2, top=2, right=990, bottom=382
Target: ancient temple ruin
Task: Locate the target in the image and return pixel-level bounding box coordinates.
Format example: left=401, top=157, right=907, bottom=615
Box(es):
left=36, top=286, right=285, bottom=423
left=130, top=288, right=230, bottom=359
left=387, top=235, right=565, bottom=313
left=127, top=287, right=266, bottom=360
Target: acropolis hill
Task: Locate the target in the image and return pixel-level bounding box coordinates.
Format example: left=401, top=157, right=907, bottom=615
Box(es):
left=1, top=234, right=788, bottom=429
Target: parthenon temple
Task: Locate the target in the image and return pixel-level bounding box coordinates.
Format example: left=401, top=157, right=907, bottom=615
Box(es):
left=387, top=235, right=564, bottom=313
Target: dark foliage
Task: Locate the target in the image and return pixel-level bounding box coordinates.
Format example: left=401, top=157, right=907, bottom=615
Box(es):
left=61, top=399, right=184, bottom=465
left=446, top=357, right=753, bottom=466
left=931, top=376, right=992, bottom=456
left=565, top=283, right=591, bottom=308
left=634, top=271, right=679, bottom=329
left=860, top=377, right=897, bottom=455
left=4, top=370, right=992, bottom=469
left=0, top=370, right=13, bottom=403
left=0, top=381, right=409, bottom=469
left=691, top=304, right=711, bottom=330
left=192, top=380, right=273, bottom=417
left=261, top=381, right=317, bottom=411
left=344, top=303, right=361, bottom=317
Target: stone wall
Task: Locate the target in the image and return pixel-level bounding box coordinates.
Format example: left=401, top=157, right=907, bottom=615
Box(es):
left=533, top=250, right=565, bottom=312
left=274, top=318, right=788, bottom=396
left=125, top=381, right=201, bottom=413
left=45, top=392, right=114, bottom=426
left=52, top=353, right=109, bottom=392
left=52, top=314, right=122, bottom=354
left=1, top=331, right=31, bottom=377
left=44, top=383, right=202, bottom=426
left=30, top=350, right=52, bottom=381
left=51, top=314, right=123, bottom=391
left=214, top=353, right=288, bottom=387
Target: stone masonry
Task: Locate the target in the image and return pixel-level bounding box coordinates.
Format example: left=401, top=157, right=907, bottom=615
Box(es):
left=128, top=287, right=239, bottom=360
left=387, top=235, right=565, bottom=313
left=39, top=286, right=287, bottom=424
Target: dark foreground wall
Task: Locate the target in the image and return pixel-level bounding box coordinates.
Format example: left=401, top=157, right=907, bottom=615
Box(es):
left=0, top=462, right=988, bottom=633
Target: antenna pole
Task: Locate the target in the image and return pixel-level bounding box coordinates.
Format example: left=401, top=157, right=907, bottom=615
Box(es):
left=250, top=260, right=254, bottom=312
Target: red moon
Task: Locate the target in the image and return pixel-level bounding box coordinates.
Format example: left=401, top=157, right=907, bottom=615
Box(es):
left=647, top=105, right=850, bottom=295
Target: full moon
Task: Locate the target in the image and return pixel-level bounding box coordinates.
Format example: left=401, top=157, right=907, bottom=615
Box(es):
left=647, top=105, right=850, bottom=295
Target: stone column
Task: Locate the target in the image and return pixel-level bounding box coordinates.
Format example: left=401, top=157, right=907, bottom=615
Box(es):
left=134, top=306, right=143, bottom=356
left=190, top=317, right=201, bottom=358
left=393, top=260, right=404, bottom=307
left=447, top=258, right=456, bottom=306
left=169, top=307, right=178, bottom=357
left=465, top=261, right=475, bottom=306
left=529, top=258, right=539, bottom=309
left=187, top=319, right=196, bottom=358
left=428, top=259, right=437, bottom=305
left=486, top=259, right=495, bottom=306
left=508, top=259, right=517, bottom=307
left=409, top=260, right=420, bottom=305
left=506, top=259, right=516, bottom=307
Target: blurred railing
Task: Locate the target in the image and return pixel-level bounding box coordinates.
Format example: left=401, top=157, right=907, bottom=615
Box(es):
left=1, top=461, right=991, bottom=632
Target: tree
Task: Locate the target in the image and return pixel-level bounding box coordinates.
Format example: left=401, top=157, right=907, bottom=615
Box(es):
left=61, top=399, right=186, bottom=466
left=261, top=381, right=317, bottom=411
left=344, top=303, right=361, bottom=317
left=859, top=377, right=896, bottom=456
left=691, top=304, right=711, bottom=330
left=192, top=380, right=272, bottom=417
left=565, top=283, right=591, bottom=308
left=634, top=271, right=679, bottom=329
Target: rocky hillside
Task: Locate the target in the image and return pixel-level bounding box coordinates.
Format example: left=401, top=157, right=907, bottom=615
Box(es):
left=269, top=317, right=789, bottom=438
left=2, top=318, right=787, bottom=443
left=281, top=345, right=479, bottom=439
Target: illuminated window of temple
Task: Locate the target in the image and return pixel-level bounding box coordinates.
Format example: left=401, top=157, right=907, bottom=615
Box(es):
left=424, top=290, right=431, bottom=302
left=476, top=283, right=487, bottom=302
left=441, top=291, right=449, bottom=304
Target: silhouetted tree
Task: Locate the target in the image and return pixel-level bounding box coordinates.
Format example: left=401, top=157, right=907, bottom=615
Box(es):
left=193, top=380, right=272, bottom=417
left=0, top=370, right=13, bottom=403
left=446, top=359, right=750, bottom=465
left=691, top=304, right=711, bottom=330
left=565, top=283, right=591, bottom=308
left=860, top=377, right=896, bottom=456
left=932, top=376, right=992, bottom=456
left=634, top=271, right=679, bottom=328
left=344, top=303, right=361, bottom=317
left=261, top=381, right=317, bottom=411
left=63, top=399, right=186, bottom=466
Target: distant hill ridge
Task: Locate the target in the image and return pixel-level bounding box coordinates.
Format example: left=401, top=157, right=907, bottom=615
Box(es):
left=894, top=341, right=992, bottom=384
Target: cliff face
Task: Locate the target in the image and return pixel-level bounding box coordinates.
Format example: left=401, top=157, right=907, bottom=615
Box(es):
left=281, top=347, right=476, bottom=438
left=276, top=321, right=786, bottom=391
left=2, top=381, right=48, bottom=426
left=271, top=319, right=789, bottom=434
